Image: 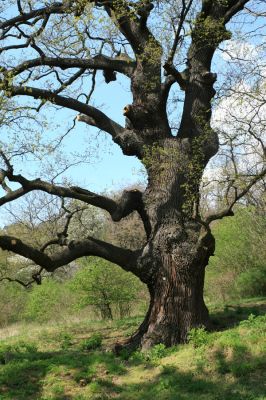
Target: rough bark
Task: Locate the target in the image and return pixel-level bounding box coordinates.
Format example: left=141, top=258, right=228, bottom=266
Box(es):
left=115, top=136, right=216, bottom=349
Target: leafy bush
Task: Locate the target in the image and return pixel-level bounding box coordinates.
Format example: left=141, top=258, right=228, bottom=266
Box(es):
left=239, top=313, right=266, bottom=329
left=235, top=267, right=266, bottom=297
left=80, top=333, right=103, bottom=351
left=59, top=332, right=73, bottom=349
left=205, top=207, right=266, bottom=303
left=148, top=343, right=168, bottom=360
left=188, top=327, right=210, bottom=348
left=0, top=341, right=37, bottom=364
left=131, top=343, right=168, bottom=364
left=70, top=257, right=145, bottom=319
left=24, top=279, right=74, bottom=322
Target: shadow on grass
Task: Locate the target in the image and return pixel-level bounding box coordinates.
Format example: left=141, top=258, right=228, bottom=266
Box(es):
left=213, top=343, right=265, bottom=377
left=0, top=348, right=125, bottom=399
left=210, top=301, right=266, bottom=330
left=115, top=360, right=266, bottom=400
left=0, top=344, right=265, bottom=400
left=119, top=338, right=266, bottom=400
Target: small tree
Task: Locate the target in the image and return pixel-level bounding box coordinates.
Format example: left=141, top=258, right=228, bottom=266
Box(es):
left=205, top=206, right=266, bottom=302
left=71, top=257, right=144, bottom=319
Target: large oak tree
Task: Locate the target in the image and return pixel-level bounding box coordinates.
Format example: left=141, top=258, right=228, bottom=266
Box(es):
left=0, top=0, right=265, bottom=349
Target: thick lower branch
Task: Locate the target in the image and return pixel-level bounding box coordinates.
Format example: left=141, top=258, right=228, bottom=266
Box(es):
left=0, top=167, right=149, bottom=233
left=0, top=235, right=138, bottom=273
left=0, top=174, right=117, bottom=214
left=2, top=153, right=148, bottom=234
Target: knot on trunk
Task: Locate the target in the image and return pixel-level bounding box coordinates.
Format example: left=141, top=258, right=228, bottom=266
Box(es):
left=103, top=69, right=117, bottom=83
left=123, top=104, right=151, bottom=130
left=111, top=189, right=143, bottom=222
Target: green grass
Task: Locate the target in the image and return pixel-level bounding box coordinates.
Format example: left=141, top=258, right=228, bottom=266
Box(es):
left=0, top=300, right=265, bottom=400
left=209, top=297, right=266, bottom=330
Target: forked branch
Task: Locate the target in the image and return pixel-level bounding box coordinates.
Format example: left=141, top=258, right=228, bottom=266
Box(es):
left=0, top=151, right=148, bottom=229
left=0, top=234, right=139, bottom=273
left=7, top=55, right=136, bottom=78
left=205, top=168, right=266, bottom=224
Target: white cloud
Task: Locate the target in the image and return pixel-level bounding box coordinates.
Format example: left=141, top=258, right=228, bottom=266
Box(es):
left=220, top=40, right=258, bottom=62
left=203, top=81, right=266, bottom=184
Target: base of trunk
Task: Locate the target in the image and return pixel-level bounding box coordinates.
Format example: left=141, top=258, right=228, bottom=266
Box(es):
left=114, top=270, right=210, bottom=353
left=114, top=222, right=214, bottom=353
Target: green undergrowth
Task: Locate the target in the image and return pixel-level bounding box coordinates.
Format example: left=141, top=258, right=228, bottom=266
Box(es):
left=0, top=300, right=265, bottom=400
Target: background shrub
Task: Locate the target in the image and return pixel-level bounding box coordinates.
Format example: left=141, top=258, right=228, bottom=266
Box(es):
left=205, top=206, right=266, bottom=303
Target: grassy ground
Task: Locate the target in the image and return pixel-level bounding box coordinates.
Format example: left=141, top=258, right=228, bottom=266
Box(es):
left=0, top=298, right=265, bottom=400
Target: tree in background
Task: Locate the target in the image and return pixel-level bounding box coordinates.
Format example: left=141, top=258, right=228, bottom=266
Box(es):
left=71, top=257, right=145, bottom=320
left=0, top=193, right=96, bottom=286
left=0, top=190, right=147, bottom=325
left=205, top=206, right=266, bottom=303
left=0, top=0, right=265, bottom=349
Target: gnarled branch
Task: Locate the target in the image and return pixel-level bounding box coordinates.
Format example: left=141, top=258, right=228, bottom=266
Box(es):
left=0, top=152, right=148, bottom=230
left=224, top=0, right=250, bottom=23
left=7, top=55, right=136, bottom=78
left=2, top=84, right=144, bottom=156
left=0, top=234, right=139, bottom=274
left=0, top=2, right=73, bottom=30
left=205, top=168, right=266, bottom=224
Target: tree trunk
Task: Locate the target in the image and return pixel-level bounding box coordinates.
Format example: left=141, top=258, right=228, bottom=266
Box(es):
left=99, top=290, right=113, bottom=320
left=118, top=302, right=131, bottom=318
left=116, top=138, right=215, bottom=351
left=141, top=251, right=211, bottom=348
left=1, top=0, right=253, bottom=355
left=116, top=223, right=214, bottom=351
left=133, top=224, right=214, bottom=349
left=99, top=303, right=113, bottom=320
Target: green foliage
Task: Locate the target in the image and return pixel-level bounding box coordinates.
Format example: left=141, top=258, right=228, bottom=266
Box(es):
left=193, top=15, right=231, bottom=47
left=24, top=279, right=74, bottom=322
left=239, top=313, right=266, bottom=329
left=205, top=207, right=266, bottom=302
left=131, top=343, right=169, bottom=364
left=0, top=257, right=146, bottom=326
left=212, top=313, right=266, bottom=377
left=235, top=268, right=266, bottom=298
left=147, top=343, right=168, bottom=360
left=58, top=332, right=73, bottom=350
left=0, top=341, right=37, bottom=365
left=188, top=327, right=210, bottom=348
left=79, top=333, right=103, bottom=351
left=70, top=257, right=144, bottom=319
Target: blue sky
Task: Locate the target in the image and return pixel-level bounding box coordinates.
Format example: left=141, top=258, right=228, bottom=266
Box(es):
left=56, top=76, right=146, bottom=193
left=1, top=72, right=145, bottom=195
left=0, top=1, right=145, bottom=196
left=1, top=0, right=264, bottom=199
